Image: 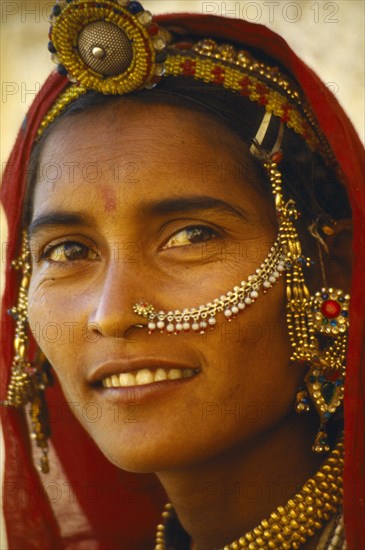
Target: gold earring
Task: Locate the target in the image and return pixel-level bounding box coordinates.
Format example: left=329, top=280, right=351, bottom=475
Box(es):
left=3, top=231, right=51, bottom=473
left=296, top=287, right=349, bottom=453
left=265, top=157, right=349, bottom=453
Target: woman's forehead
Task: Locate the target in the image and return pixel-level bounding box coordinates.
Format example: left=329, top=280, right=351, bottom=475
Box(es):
left=41, top=99, right=246, bottom=155
left=30, top=102, right=271, bottom=225
left=34, top=102, right=261, bottom=188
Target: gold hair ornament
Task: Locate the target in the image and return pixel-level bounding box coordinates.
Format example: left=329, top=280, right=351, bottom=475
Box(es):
left=2, top=232, right=51, bottom=473
left=48, top=0, right=168, bottom=94
left=40, top=1, right=336, bottom=171
left=155, top=437, right=344, bottom=549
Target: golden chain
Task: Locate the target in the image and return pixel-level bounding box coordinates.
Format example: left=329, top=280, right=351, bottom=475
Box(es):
left=3, top=232, right=51, bottom=473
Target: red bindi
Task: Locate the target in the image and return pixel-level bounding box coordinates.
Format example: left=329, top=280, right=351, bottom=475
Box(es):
left=101, top=187, right=117, bottom=213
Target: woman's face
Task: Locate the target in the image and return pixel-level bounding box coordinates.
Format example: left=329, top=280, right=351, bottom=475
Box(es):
left=28, top=102, right=303, bottom=473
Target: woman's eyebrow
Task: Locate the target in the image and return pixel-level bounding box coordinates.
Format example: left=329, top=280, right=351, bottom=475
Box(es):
left=28, top=212, right=92, bottom=237
left=144, top=195, right=248, bottom=220
left=28, top=197, right=248, bottom=237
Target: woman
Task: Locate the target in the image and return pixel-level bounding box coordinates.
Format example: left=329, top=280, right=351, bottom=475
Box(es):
left=1, top=2, right=364, bottom=549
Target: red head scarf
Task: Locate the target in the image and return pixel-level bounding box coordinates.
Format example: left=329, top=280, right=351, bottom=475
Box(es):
left=1, top=14, right=364, bottom=549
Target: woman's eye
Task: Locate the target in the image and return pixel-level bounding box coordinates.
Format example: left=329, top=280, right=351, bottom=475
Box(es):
left=163, top=226, right=217, bottom=249
left=42, top=242, right=99, bottom=263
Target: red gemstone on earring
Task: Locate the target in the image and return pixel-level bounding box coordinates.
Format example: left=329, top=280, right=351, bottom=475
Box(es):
left=321, top=300, right=341, bottom=319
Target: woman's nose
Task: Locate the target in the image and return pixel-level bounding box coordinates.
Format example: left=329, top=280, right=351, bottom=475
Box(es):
left=87, top=263, right=147, bottom=339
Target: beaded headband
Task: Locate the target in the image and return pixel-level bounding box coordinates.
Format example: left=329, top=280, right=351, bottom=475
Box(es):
left=43, top=0, right=332, bottom=165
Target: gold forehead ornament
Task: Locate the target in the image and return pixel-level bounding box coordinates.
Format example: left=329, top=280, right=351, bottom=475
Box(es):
left=43, top=0, right=333, bottom=166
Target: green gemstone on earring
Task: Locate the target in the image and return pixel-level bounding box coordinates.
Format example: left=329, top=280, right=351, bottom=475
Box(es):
left=321, top=382, right=335, bottom=404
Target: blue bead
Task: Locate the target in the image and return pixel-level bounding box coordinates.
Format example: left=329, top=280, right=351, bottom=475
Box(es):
left=309, top=375, right=316, bottom=383
left=324, top=412, right=331, bottom=419
left=57, top=64, right=68, bottom=76
left=330, top=320, right=337, bottom=326
left=48, top=41, right=57, bottom=53
left=341, top=310, right=348, bottom=317
left=52, top=4, right=62, bottom=16
left=335, top=379, right=343, bottom=387
left=318, top=376, right=325, bottom=383
left=128, top=1, right=144, bottom=14
left=322, top=293, right=329, bottom=300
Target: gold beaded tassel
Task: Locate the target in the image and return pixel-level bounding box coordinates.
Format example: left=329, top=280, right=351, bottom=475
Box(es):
left=3, top=232, right=51, bottom=473
left=265, top=158, right=317, bottom=366
left=265, top=159, right=327, bottom=453
left=4, top=233, right=33, bottom=407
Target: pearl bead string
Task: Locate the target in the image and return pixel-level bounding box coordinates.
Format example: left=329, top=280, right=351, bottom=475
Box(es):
left=133, top=237, right=286, bottom=335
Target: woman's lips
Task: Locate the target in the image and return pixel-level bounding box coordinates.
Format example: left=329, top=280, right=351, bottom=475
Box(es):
left=102, top=367, right=197, bottom=388
left=89, top=358, right=200, bottom=390
left=94, top=366, right=200, bottom=405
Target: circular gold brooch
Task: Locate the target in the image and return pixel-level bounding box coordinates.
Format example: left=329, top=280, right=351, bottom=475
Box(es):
left=48, top=0, right=168, bottom=94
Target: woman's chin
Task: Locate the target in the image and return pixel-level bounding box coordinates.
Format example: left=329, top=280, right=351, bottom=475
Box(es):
left=98, top=446, right=181, bottom=474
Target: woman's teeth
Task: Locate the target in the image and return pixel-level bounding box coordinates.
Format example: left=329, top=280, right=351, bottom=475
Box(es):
left=102, top=368, right=196, bottom=388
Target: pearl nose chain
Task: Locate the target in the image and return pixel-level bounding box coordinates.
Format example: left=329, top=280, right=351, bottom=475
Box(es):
left=133, top=236, right=287, bottom=335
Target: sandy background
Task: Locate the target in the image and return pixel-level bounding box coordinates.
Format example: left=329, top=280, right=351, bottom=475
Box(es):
left=1, top=0, right=364, bottom=547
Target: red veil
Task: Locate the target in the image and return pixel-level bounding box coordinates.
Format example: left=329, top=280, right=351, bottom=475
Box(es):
left=1, top=14, right=364, bottom=549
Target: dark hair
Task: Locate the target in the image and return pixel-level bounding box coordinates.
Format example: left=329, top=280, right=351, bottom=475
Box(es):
left=24, top=76, right=351, bottom=225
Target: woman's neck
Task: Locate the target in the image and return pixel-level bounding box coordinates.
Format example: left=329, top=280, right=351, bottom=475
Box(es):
left=156, top=412, right=326, bottom=549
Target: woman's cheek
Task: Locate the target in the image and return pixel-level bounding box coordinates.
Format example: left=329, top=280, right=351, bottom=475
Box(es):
left=28, top=278, right=80, bottom=363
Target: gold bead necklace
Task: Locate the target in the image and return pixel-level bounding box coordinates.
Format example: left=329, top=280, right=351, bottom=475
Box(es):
left=154, top=438, right=343, bottom=550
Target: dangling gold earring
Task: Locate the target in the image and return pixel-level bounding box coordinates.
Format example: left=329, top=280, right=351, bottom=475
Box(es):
left=265, top=156, right=349, bottom=454
left=302, top=286, right=348, bottom=453
left=3, top=231, right=51, bottom=473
